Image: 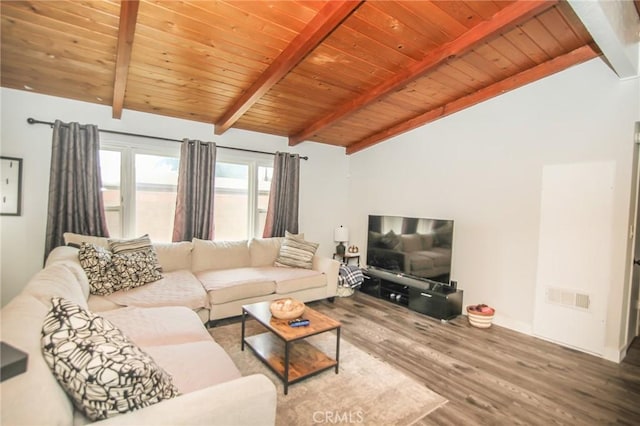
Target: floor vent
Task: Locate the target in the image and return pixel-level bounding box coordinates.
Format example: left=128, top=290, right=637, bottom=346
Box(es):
left=546, top=287, right=590, bottom=310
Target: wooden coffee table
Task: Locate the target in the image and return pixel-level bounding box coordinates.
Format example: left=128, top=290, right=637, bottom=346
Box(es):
left=241, top=301, right=341, bottom=395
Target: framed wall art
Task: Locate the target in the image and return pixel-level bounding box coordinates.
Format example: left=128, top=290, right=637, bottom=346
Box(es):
left=0, top=156, right=23, bottom=216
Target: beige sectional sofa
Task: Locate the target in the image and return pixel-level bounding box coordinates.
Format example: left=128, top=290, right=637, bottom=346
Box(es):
left=48, top=235, right=340, bottom=324
left=0, top=257, right=277, bottom=425
left=1, top=235, right=338, bottom=425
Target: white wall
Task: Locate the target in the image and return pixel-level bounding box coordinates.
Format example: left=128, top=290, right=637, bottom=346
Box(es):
left=2, top=57, right=639, bottom=361
left=347, top=58, right=639, bottom=360
left=0, top=88, right=349, bottom=305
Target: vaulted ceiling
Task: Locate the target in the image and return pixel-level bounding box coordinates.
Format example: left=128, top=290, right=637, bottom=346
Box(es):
left=1, top=1, right=603, bottom=154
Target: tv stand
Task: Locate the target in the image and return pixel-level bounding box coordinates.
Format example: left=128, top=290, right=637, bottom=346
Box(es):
left=360, top=268, right=463, bottom=321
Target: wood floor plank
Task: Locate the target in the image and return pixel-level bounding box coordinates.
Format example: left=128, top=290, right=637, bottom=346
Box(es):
left=308, top=292, right=640, bottom=425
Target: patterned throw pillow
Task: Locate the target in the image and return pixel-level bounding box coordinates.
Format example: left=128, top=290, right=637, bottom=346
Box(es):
left=111, top=250, right=163, bottom=291
left=78, top=242, right=163, bottom=295
left=41, top=298, right=179, bottom=421
left=274, top=232, right=319, bottom=269
left=108, top=234, right=162, bottom=272
left=78, top=243, right=120, bottom=295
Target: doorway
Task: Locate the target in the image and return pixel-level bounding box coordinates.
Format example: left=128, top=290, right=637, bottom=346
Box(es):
left=627, top=122, right=640, bottom=343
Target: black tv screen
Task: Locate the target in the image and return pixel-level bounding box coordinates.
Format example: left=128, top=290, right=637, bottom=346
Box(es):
left=366, top=215, right=454, bottom=285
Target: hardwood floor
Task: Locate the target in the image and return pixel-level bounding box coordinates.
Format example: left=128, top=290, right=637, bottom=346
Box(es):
left=309, top=292, right=640, bottom=425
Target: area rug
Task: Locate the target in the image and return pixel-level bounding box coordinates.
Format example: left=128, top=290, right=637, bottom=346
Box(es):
left=210, top=322, right=447, bottom=425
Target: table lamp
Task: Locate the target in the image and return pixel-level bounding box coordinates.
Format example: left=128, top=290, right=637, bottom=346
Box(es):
left=334, top=225, right=349, bottom=255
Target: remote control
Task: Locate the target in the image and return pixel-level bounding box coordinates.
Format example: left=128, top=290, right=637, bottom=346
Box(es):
left=288, top=318, right=310, bottom=327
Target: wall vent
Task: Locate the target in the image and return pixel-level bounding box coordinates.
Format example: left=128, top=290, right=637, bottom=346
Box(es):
left=545, top=287, right=591, bottom=310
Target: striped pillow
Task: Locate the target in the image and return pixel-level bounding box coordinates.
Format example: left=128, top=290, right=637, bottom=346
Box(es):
left=274, top=233, right=318, bottom=269
left=109, top=234, right=162, bottom=272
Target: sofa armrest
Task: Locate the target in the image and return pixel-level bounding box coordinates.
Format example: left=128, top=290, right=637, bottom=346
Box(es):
left=313, top=256, right=340, bottom=297
left=90, top=374, right=276, bottom=426
left=45, top=245, right=81, bottom=267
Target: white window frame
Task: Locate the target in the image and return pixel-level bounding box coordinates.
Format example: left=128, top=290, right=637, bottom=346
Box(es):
left=214, top=150, right=274, bottom=239
left=100, top=138, right=273, bottom=240
left=100, top=137, right=180, bottom=239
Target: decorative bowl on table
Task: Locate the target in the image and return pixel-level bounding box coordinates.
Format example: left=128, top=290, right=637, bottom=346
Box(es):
left=270, top=298, right=305, bottom=320
left=466, top=304, right=495, bottom=328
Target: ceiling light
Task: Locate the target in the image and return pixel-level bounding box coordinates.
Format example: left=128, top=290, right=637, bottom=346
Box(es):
left=23, top=85, right=33, bottom=90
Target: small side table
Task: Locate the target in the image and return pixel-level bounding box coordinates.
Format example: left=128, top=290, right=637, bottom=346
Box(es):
left=333, top=253, right=360, bottom=266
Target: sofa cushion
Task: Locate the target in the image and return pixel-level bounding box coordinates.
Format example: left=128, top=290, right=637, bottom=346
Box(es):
left=249, top=237, right=283, bottom=267
left=420, top=233, right=435, bottom=250
left=192, top=239, right=251, bottom=273
left=400, top=234, right=422, bottom=252
left=63, top=232, right=109, bottom=249
left=23, top=261, right=90, bottom=309
left=434, top=222, right=454, bottom=247
left=46, top=245, right=83, bottom=266
left=154, top=241, right=193, bottom=272
left=196, top=268, right=276, bottom=304
left=145, top=341, right=242, bottom=394
left=104, top=269, right=209, bottom=311
left=274, top=233, right=318, bottom=269
left=421, top=248, right=452, bottom=267
left=101, top=306, right=212, bottom=347
left=408, top=253, right=435, bottom=271
left=41, top=298, right=180, bottom=421
left=109, top=234, right=162, bottom=272
left=409, top=249, right=451, bottom=270
left=259, top=267, right=326, bottom=294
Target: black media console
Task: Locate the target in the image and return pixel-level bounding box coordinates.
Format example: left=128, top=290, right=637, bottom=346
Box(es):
left=360, top=267, right=463, bottom=321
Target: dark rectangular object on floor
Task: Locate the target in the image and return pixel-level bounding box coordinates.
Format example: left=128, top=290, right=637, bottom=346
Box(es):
left=1, top=341, right=28, bottom=382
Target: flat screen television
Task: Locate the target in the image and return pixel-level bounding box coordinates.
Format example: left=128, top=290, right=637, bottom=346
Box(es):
left=366, top=215, right=454, bottom=286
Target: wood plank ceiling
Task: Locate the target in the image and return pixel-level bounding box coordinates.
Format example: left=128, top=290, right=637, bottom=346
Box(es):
left=1, top=1, right=600, bottom=154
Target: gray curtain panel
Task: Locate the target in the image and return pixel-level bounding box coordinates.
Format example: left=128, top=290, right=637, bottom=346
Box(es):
left=263, top=152, right=300, bottom=238
left=44, top=120, right=109, bottom=260
left=172, top=139, right=217, bottom=242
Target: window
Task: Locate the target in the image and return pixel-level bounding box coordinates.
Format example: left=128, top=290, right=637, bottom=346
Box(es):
left=100, top=141, right=179, bottom=242
left=99, top=141, right=272, bottom=242
left=213, top=156, right=273, bottom=241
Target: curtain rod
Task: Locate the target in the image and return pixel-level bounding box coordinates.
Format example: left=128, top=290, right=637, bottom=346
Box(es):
left=26, top=118, right=309, bottom=161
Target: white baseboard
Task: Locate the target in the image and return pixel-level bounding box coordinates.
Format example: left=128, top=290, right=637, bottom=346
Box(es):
left=492, top=314, right=533, bottom=336
left=603, top=342, right=630, bottom=363
left=485, top=314, right=627, bottom=364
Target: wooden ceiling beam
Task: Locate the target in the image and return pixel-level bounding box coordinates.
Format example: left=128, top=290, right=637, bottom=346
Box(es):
left=289, top=0, right=558, bottom=146
left=214, top=0, right=363, bottom=135
left=346, top=44, right=600, bottom=155
left=112, top=0, right=139, bottom=119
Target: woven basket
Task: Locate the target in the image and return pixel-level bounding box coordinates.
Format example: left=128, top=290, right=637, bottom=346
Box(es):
left=270, top=298, right=305, bottom=320
left=337, top=286, right=355, bottom=297
left=466, top=305, right=495, bottom=329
